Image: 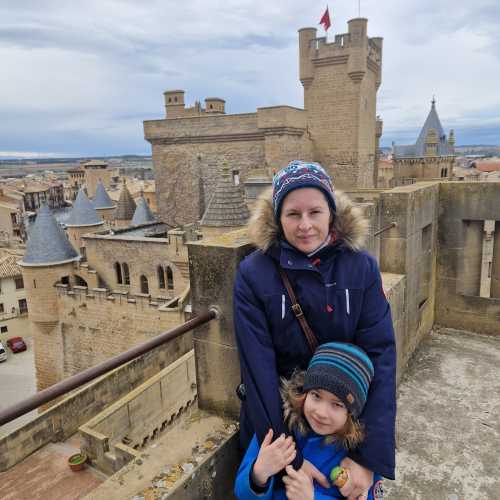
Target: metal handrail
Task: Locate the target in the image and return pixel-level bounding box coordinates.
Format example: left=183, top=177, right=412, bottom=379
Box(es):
left=0, top=309, right=217, bottom=427
left=373, top=222, right=397, bottom=237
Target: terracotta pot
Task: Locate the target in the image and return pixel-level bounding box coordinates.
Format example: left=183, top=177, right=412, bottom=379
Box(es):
left=68, top=453, right=87, bottom=472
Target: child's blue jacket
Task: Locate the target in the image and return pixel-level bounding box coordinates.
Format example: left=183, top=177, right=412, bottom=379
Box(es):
left=234, top=433, right=383, bottom=499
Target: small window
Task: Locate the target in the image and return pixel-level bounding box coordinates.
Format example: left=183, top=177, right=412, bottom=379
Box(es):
left=19, top=298, right=28, bottom=314
left=166, top=267, right=174, bottom=290
left=140, top=275, right=149, bottom=294
left=168, top=97, right=172, bottom=103
left=0, top=303, right=4, bottom=313
left=115, top=262, right=123, bottom=284
left=123, top=263, right=130, bottom=285
left=61, top=276, right=70, bottom=285
left=158, top=266, right=166, bottom=289
left=1, top=326, right=7, bottom=333
left=174, top=96, right=178, bottom=102
left=14, top=276, right=24, bottom=290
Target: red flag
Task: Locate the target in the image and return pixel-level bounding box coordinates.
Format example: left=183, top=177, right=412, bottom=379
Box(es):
left=319, top=6, right=331, bottom=32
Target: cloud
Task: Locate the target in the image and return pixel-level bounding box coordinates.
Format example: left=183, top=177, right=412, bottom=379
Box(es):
left=1, top=0, right=499, bottom=156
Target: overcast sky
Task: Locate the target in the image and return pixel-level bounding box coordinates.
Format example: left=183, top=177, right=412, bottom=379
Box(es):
left=1, top=0, right=500, bottom=158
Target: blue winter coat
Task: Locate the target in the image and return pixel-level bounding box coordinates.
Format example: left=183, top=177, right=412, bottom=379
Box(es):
left=233, top=190, right=396, bottom=479
left=235, top=433, right=384, bottom=499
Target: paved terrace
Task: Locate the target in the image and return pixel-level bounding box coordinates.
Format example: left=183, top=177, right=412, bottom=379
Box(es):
left=386, top=328, right=500, bottom=499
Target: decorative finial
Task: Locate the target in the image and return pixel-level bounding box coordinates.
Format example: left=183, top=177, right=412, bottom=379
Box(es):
left=431, top=95, right=436, bottom=107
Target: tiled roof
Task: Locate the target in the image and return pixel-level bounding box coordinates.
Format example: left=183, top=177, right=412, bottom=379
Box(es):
left=20, top=205, right=79, bottom=266
left=114, top=182, right=137, bottom=221
left=131, top=197, right=156, bottom=225
left=0, top=254, right=22, bottom=278
left=200, top=163, right=250, bottom=227
left=474, top=161, right=500, bottom=172
left=66, top=189, right=104, bottom=227
left=92, top=181, right=115, bottom=209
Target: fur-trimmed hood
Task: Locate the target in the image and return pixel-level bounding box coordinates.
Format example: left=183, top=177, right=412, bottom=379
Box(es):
left=247, top=187, right=368, bottom=253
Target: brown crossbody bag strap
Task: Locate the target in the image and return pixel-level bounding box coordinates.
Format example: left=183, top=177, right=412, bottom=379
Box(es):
left=277, top=267, right=319, bottom=353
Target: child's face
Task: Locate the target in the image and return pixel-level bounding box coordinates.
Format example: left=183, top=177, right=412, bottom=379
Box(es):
left=303, top=389, right=348, bottom=436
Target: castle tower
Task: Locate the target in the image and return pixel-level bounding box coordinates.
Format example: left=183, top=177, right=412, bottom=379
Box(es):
left=82, top=159, right=112, bottom=198
left=131, top=194, right=156, bottom=226
left=164, top=90, right=186, bottom=119
left=299, top=18, right=383, bottom=189
left=200, top=163, right=250, bottom=238
left=19, top=205, right=80, bottom=390
left=92, top=180, right=116, bottom=222
left=204, top=97, right=226, bottom=114
left=66, top=188, right=104, bottom=253
left=113, top=180, right=137, bottom=228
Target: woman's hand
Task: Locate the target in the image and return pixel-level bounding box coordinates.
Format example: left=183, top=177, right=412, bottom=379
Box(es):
left=283, top=465, right=314, bottom=500
left=338, top=457, right=373, bottom=500
left=252, top=429, right=296, bottom=487
left=299, top=459, right=330, bottom=488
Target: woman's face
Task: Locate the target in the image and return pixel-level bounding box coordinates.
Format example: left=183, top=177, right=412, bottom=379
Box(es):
left=279, top=187, right=332, bottom=254
left=303, top=389, right=348, bottom=436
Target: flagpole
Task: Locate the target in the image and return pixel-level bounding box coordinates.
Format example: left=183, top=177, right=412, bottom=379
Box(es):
left=358, top=0, right=361, bottom=17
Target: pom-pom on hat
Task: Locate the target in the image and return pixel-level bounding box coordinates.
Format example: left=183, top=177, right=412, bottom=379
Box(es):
left=303, top=342, right=374, bottom=419
left=272, top=160, right=336, bottom=218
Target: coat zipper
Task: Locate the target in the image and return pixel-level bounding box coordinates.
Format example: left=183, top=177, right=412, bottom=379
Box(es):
left=345, top=289, right=350, bottom=315
left=282, top=294, right=286, bottom=320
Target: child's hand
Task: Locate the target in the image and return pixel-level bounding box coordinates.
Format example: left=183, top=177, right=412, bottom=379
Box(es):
left=252, top=429, right=296, bottom=487
left=283, top=465, right=314, bottom=500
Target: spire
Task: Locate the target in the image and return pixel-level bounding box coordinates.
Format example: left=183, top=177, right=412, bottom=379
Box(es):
left=200, top=163, right=250, bottom=228
left=414, top=97, right=453, bottom=156
left=114, top=180, right=137, bottom=221
left=66, top=188, right=104, bottom=227
left=20, top=205, right=79, bottom=266
left=132, top=196, right=156, bottom=226
left=92, top=181, right=115, bottom=209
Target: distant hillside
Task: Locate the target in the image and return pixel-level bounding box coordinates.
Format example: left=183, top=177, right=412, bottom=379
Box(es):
left=452, top=145, right=500, bottom=156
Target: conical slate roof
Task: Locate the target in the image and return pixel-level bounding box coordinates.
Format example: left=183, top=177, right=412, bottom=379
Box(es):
left=414, top=99, right=453, bottom=156
left=393, top=98, right=453, bottom=158
left=20, top=205, right=79, bottom=266
left=132, top=196, right=156, bottom=226
left=200, top=163, right=250, bottom=227
left=114, top=182, right=137, bottom=221
left=92, top=181, right=115, bottom=209
left=66, top=189, right=104, bottom=227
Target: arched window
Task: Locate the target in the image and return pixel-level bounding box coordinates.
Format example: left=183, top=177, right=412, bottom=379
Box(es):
left=166, top=266, right=174, bottom=290
left=158, top=265, right=165, bottom=289
left=122, top=263, right=130, bottom=285
left=74, top=275, right=88, bottom=287
left=115, top=262, right=123, bottom=284
left=140, top=275, right=149, bottom=294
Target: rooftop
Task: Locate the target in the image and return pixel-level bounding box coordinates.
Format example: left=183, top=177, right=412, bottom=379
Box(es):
left=131, top=196, right=156, bottom=226
left=0, top=254, right=22, bottom=279
left=92, top=181, right=115, bottom=209
left=20, top=205, right=80, bottom=266
left=66, top=189, right=104, bottom=227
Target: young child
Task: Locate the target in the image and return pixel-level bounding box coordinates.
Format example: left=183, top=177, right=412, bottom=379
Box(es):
left=234, top=342, right=384, bottom=499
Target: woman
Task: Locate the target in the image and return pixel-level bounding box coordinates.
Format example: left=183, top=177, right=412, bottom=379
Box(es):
left=233, top=161, right=396, bottom=499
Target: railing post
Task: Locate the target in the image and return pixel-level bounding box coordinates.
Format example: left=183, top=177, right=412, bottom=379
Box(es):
left=188, top=231, right=253, bottom=418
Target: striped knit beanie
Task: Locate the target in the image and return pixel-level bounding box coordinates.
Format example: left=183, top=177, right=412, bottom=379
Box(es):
left=303, top=342, right=374, bottom=419
left=272, top=160, right=336, bottom=218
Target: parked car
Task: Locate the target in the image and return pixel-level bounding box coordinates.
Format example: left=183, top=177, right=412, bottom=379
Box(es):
left=0, top=341, right=7, bottom=362
left=6, top=336, right=27, bottom=353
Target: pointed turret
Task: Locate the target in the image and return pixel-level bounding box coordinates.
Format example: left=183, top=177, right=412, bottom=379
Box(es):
left=93, top=181, right=115, bottom=209
left=415, top=98, right=453, bottom=157
left=132, top=195, right=156, bottom=226
left=19, top=206, right=79, bottom=344
left=67, top=189, right=104, bottom=227
left=92, top=180, right=116, bottom=222
left=66, top=188, right=104, bottom=251
left=200, top=163, right=249, bottom=237
left=20, top=205, right=79, bottom=266
left=114, top=181, right=137, bottom=228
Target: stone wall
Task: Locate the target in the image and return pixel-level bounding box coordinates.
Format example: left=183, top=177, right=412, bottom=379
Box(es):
left=379, top=183, right=440, bottom=369
left=80, top=350, right=197, bottom=475
left=55, top=285, right=188, bottom=378
left=0, top=331, right=192, bottom=471
left=436, top=182, right=500, bottom=335
left=83, top=235, right=189, bottom=298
